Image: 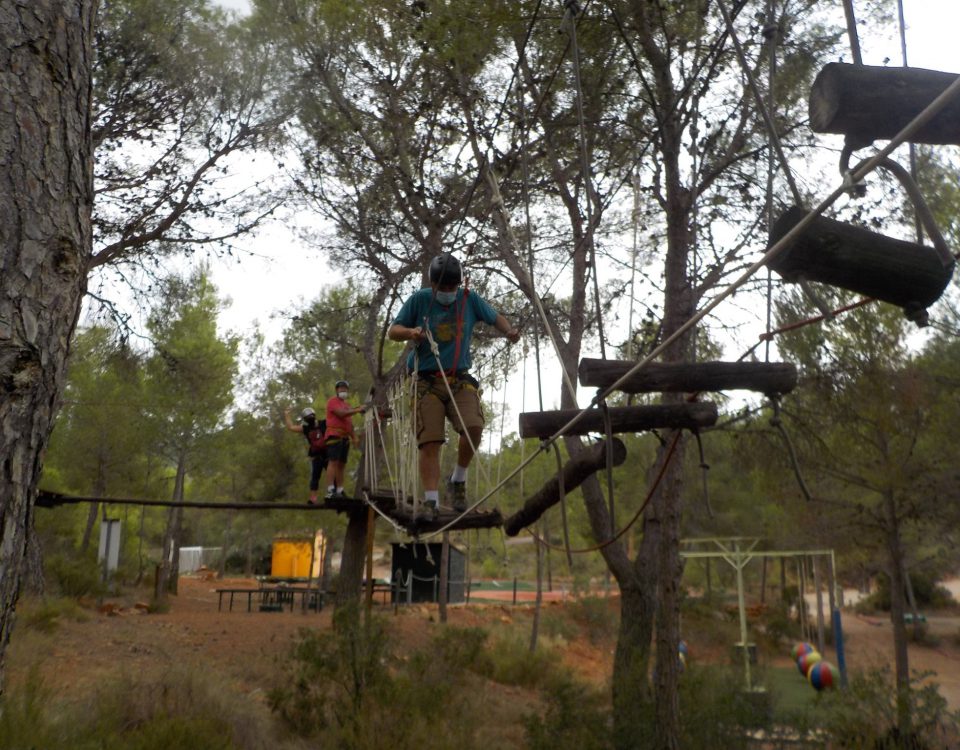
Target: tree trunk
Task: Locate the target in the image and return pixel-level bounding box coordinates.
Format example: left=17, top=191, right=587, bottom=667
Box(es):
left=335, top=509, right=368, bottom=608
left=21, top=524, right=45, bottom=597
left=884, top=488, right=913, bottom=739
left=156, top=456, right=186, bottom=601
left=0, top=0, right=97, bottom=695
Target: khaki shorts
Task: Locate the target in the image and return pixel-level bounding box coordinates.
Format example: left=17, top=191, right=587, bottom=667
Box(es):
left=414, top=377, right=485, bottom=446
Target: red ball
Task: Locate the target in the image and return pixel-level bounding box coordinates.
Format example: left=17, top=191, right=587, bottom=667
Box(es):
left=790, top=641, right=815, bottom=661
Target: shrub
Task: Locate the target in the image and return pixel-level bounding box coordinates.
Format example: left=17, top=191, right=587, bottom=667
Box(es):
left=16, top=596, right=89, bottom=633
left=524, top=675, right=610, bottom=750
left=567, top=596, right=618, bottom=644
left=45, top=554, right=105, bottom=598
left=817, top=667, right=958, bottom=748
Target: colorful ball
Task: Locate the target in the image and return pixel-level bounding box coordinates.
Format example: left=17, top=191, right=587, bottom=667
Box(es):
left=797, top=651, right=822, bottom=676
left=790, top=641, right=815, bottom=661
left=808, top=661, right=836, bottom=690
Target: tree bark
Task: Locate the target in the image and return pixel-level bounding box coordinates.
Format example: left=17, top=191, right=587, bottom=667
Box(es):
left=519, top=403, right=717, bottom=439
left=884, top=488, right=913, bottom=739
left=335, top=509, right=368, bottom=608
left=0, top=0, right=97, bottom=694
left=578, top=358, right=797, bottom=396
left=809, top=63, right=960, bottom=147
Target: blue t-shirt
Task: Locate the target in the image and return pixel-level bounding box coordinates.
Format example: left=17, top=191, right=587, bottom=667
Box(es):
left=393, top=288, right=498, bottom=373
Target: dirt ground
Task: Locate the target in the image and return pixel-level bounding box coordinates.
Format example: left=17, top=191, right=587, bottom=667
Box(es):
left=8, top=574, right=960, bottom=728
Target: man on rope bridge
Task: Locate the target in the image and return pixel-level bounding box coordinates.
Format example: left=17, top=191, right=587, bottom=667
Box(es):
left=388, top=253, right=520, bottom=517
left=283, top=406, right=328, bottom=505
left=324, top=379, right=365, bottom=500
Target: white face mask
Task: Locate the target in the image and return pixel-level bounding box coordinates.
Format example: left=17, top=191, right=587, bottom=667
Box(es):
left=436, top=290, right=457, bottom=305
left=337, top=391, right=348, bottom=400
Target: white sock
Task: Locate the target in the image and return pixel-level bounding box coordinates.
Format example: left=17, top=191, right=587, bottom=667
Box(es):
left=425, top=490, right=440, bottom=505
left=328, top=485, right=336, bottom=494
left=451, top=465, right=468, bottom=483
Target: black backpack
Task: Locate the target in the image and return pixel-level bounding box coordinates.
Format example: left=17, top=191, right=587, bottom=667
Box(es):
left=304, top=420, right=327, bottom=457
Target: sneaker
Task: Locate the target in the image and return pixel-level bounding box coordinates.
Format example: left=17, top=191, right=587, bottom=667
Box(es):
left=307, top=494, right=318, bottom=505
left=325, top=489, right=338, bottom=500
left=448, top=480, right=467, bottom=512
left=336, top=488, right=347, bottom=498
left=419, top=499, right=439, bottom=520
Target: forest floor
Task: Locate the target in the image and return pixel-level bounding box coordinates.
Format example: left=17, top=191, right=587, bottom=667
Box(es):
left=7, top=575, right=960, bottom=746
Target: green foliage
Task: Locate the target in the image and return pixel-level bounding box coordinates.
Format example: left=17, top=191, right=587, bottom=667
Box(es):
left=817, top=667, right=958, bottom=748
left=567, top=596, right=619, bottom=644
left=16, top=597, right=90, bottom=634
left=0, top=666, right=271, bottom=750
left=861, top=571, right=956, bottom=613
left=45, top=554, right=105, bottom=598
left=268, top=609, right=488, bottom=749
left=524, top=675, right=610, bottom=750
left=485, top=632, right=563, bottom=689
left=677, top=666, right=773, bottom=748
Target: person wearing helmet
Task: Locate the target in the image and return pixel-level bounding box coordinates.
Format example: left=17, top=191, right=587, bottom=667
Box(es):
left=323, top=379, right=365, bottom=499
left=283, top=406, right=328, bottom=504
left=388, top=252, right=519, bottom=515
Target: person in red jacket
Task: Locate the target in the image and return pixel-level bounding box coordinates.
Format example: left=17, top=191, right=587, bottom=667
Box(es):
left=324, top=379, right=365, bottom=498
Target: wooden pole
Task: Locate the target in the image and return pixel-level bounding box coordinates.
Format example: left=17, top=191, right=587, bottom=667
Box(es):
left=813, top=556, right=826, bottom=655
left=364, top=506, right=375, bottom=622
left=519, top=403, right=717, bottom=439
left=438, top=533, right=449, bottom=623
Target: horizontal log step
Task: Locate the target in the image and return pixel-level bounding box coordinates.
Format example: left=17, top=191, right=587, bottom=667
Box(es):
left=578, top=359, right=797, bottom=396
left=518, top=402, right=717, bottom=439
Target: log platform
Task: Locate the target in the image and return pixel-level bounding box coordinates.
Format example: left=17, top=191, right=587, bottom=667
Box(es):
left=578, top=359, right=797, bottom=396
left=767, top=206, right=955, bottom=322
left=809, top=63, right=960, bottom=147
left=518, top=402, right=718, bottom=439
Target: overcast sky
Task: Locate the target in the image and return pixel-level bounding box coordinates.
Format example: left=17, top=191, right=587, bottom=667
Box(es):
left=198, top=0, right=959, bottom=423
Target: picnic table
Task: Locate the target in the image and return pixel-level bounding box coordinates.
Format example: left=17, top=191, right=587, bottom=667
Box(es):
left=215, top=585, right=325, bottom=613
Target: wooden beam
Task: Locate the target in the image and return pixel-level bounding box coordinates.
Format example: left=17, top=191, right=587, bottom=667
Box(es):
left=768, top=206, right=955, bottom=321
left=518, top=402, right=717, bottom=439
left=578, top=359, right=797, bottom=396
left=809, top=63, right=960, bottom=147
left=503, top=439, right=626, bottom=536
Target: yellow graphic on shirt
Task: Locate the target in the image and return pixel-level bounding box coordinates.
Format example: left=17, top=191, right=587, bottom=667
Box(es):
left=434, top=320, right=455, bottom=342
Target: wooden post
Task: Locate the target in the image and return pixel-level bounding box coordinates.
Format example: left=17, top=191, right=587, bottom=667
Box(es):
left=578, top=359, right=797, bottom=396
left=364, top=506, right=375, bottom=622
left=438, top=533, right=449, bottom=623
left=504, top=439, right=627, bottom=535
left=813, top=556, right=825, bottom=655
left=519, top=402, right=717, bottom=439
left=760, top=557, right=767, bottom=606
left=809, top=63, right=960, bottom=146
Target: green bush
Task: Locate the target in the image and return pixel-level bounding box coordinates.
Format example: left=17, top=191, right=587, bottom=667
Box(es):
left=539, top=608, right=580, bottom=641
left=817, top=667, right=958, bottom=748
left=567, top=596, right=618, bottom=644
left=45, top=553, right=105, bottom=598
left=0, top=665, right=272, bottom=750
left=16, top=596, right=89, bottom=633
left=524, top=675, right=610, bottom=750
left=486, top=632, right=563, bottom=689
left=269, top=607, right=486, bottom=749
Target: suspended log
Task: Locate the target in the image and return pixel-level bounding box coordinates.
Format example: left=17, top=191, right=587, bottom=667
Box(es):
left=518, top=402, right=717, bottom=439
left=578, top=359, right=797, bottom=396
left=809, top=63, right=960, bottom=147
left=503, top=438, right=627, bottom=536
left=768, top=207, right=955, bottom=323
